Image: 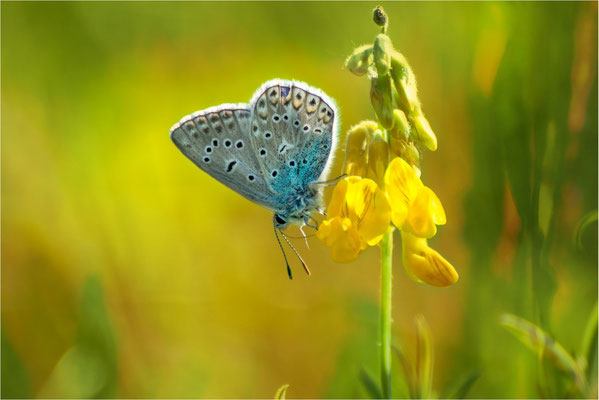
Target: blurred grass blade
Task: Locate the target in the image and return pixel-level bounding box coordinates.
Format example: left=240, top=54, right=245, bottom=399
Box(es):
left=1, top=328, right=32, bottom=399
left=393, top=345, right=415, bottom=399
left=274, top=384, right=289, bottom=399
left=38, top=276, right=117, bottom=398
left=415, top=315, right=433, bottom=399
left=443, top=372, right=480, bottom=399
left=359, top=368, right=383, bottom=399
left=574, top=210, right=598, bottom=249
left=499, top=313, right=587, bottom=393
left=580, top=302, right=598, bottom=382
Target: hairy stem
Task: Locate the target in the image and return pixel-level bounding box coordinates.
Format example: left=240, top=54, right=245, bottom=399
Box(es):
left=380, top=227, right=394, bottom=398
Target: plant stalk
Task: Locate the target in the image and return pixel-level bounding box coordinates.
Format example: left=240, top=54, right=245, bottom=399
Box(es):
left=380, top=227, right=394, bottom=399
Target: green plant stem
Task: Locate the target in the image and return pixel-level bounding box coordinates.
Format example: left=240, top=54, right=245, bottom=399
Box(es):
left=380, top=227, right=393, bottom=399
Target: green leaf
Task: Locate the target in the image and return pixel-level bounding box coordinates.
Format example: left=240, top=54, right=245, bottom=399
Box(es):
left=580, top=302, right=598, bottom=383
left=1, top=328, right=32, bottom=399
left=274, top=384, right=289, bottom=400
left=574, top=210, right=598, bottom=250
left=415, top=315, right=433, bottom=399
left=442, top=372, right=480, bottom=399
left=393, top=345, right=415, bottom=399
left=359, top=369, right=382, bottom=399
left=499, top=313, right=587, bottom=393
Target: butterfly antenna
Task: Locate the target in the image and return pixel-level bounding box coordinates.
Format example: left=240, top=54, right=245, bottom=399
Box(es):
left=280, top=229, right=311, bottom=276
left=274, top=222, right=293, bottom=280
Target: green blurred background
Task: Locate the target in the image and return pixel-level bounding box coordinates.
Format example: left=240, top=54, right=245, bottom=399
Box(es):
left=2, top=2, right=597, bottom=398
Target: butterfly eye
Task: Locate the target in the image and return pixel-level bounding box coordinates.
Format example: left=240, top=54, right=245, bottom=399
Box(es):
left=275, top=214, right=286, bottom=225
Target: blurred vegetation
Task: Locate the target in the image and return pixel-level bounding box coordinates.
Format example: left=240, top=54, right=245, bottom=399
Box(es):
left=2, top=2, right=597, bottom=399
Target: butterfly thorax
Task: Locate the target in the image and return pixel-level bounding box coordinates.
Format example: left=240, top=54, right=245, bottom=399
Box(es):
left=273, top=184, right=322, bottom=229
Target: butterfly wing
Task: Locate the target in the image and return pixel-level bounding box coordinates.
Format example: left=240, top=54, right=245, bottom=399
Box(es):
left=247, top=80, right=339, bottom=196
left=170, top=104, right=281, bottom=210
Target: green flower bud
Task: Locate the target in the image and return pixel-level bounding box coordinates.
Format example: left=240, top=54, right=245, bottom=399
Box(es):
left=390, top=50, right=419, bottom=113
left=370, top=74, right=395, bottom=130
left=389, top=109, right=410, bottom=142
left=413, top=114, right=438, bottom=151
left=373, top=34, right=393, bottom=76
left=345, top=45, right=373, bottom=76
left=401, top=142, right=421, bottom=172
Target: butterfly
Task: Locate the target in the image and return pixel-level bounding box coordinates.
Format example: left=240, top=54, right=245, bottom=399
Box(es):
left=170, top=79, right=339, bottom=279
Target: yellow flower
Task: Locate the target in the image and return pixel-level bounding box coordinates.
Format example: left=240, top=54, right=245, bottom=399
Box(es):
left=317, top=176, right=391, bottom=263
left=384, top=157, right=446, bottom=238
left=401, top=231, right=458, bottom=287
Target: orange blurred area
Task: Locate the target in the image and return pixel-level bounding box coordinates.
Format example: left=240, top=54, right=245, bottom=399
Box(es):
left=2, top=2, right=597, bottom=399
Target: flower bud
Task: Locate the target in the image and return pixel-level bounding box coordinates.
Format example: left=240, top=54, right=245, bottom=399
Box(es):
left=401, top=142, right=420, bottom=171
left=373, top=34, right=393, bottom=76
left=345, top=45, right=373, bottom=76
left=370, top=74, right=395, bottom=130
left=389, top=109, right=410, bottom=142
left=344, top=122, right=373, bottom=176
left=413, top=114, right=438, bottom=151
left=367, top=136, right=389, bottom=186
left=390, top=50, right=419, bottom=113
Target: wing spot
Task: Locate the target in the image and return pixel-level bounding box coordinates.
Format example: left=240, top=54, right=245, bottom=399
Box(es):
left=271, top=170, right=278, bottom=178
left=303, top=124, right=310, bottom=132
left=226, top=160, right=237, bottom=173
left=289, top=160, right=296, bottom=167
left=293, top=120, right=300, bottom=127
left=215, top=125, right=223, bottom=133
left=272, top=114, right=281, bottom=123
left=235, top=140, right=244, bottom=149
left=248, top=175, right=255, bottom=181
left=327, top=111, right=333, bottom=117
left=203, top=156, right=211, bottom=163
left=314, top=128, right=322, bottom=134
left=212, top=139, right=219, bottom=147
left=283, top=114, right=289, bottom=121
left=210, top=114, right=219, bottom=123
left=227, top=122, right=235, bottom=129
left=259, top=148, right=267, bottom=157
left=265, top=131, right=272, bottom=139
left=205, top=146, right=213, bottom=154
left=203, top=127, right=210, bottom=134
left=252, top=124, right=258, bottom=133
left=302, top=159, right=308, bottom=165
left=310, top=98, right=316, bottom=106
left=224, top=139, right=232, bottom=148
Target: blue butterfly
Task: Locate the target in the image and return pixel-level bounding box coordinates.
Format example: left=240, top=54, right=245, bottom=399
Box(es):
left=170, top=79, right=339, bottom=278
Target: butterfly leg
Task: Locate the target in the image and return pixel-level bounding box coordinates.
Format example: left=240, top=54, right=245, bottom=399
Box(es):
left=299, top=224, right=310, bottom=249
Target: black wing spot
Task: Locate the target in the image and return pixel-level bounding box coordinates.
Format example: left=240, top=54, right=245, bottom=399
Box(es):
left=226, top=160, right=237, bottom=173
left=212, top=139, right=219, bottom=147
left=283, top=114, right=289, bottom=121
left=259, top=148, right=267, bottom=157
left=224, top=139, right=232, bottom=148
left=248, top=174, right=255, bottom=181
left=296, top=92, right=303, bottom=100
left=265, top=131, right=272, bottom=139
left=259, top=99, right=266, bottom=108
left=253, top=124, right=258, bottom=133
left=272, top=114, right=280, bottom=122
left=302, top=159, right=308, bottom=165
left=202, top=127, right=210, bottom=134
left=314, top=128, right=322, bottom=134
left=271, top=170, right=278, bottom=177
left=327, top=111, right=333, bottom=117
left=210, top=114, right=219, bottom=123
left=203, top=156, right=211, bottom=163
left=215, top=125, right=222, bottom=133
left=293, top=120, right=300, bottom=127
left=303, top=124, right=310, bottom=132
left=321, top=107, right=326, bottom=112
left=270, top=90, right=277, bottom=97
left=235, top=140, right=244, bottom=149
left=205, top=146, right=213, bottom=154
left=310, top=98, right=316, bottom=106
left=289, top=160, right=296, bottom=167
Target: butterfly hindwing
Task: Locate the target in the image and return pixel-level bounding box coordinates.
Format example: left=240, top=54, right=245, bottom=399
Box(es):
left=248, top=80, right=338, bottom=196
left=170, top=104, right=280, bottom=209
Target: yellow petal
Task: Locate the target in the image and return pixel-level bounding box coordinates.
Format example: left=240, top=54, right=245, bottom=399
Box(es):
left=357, top=182, right=392, bottom=246
left=331, top=218, right=362, bottom=263
left=401, top=231, right=458, bottom=287
left=405, top=186, right=446, bottom=238
left=366, top=136, right=389, bottom=186
left=384, top=157, right=423, bottom=229
left=316, top=217, right=342, bottom=246
left=326, top=178, right=350, bottom=219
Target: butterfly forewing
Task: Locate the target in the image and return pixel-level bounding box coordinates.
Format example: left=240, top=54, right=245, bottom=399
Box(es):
left=248, top=80, right=337, bottom=193
left=170, top=104, right=280, bottom=209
